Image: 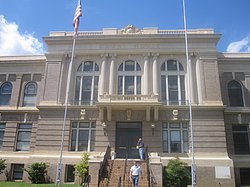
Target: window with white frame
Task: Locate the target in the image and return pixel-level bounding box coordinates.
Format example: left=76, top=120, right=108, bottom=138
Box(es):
left=162, top=122, right=189, bottom=153
left=23, top=82, right=37, bottom=106
left=70, top=122, right=96, bottom=152
left=228, top=80, right=244, bottom=107
left=118, top=60, right=141, bottom=95
left=0, top=123, right=6, bottom=150
left=232, top=124, right=250, bottom=154
left=75, top=61, right=99, bottom=105
left=16, top=123, right=32, bottom=151
left=161, top=60, right=186, bottom=105
left=0, top=82, right=12, bottom=106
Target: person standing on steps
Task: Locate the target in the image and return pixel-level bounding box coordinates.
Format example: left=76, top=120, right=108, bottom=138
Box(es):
left=130, top=161, right=143, bottom=187
left=136, top=137, right=145, bottom=160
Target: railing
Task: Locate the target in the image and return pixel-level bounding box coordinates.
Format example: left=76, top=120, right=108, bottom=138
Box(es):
left=99, top=94, right=158, bottom=103
left=71, top=100, right=96, bottom=106
left=98, top=145, right=111, bottom=187
left=122, top=154, right=128, bottom=185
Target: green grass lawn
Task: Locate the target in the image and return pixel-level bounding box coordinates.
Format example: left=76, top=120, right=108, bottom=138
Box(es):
left=0, top=182, right=80, bottom=187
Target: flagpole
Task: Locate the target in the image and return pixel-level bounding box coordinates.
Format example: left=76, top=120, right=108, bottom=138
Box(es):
left=182, top=0, right=196, bottom=186
left=56, top=37, right=76, bottom=186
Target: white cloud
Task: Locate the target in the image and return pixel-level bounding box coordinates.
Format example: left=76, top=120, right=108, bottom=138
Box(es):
left=227, top=34, right=250, bottom=53
left=0, top=15, right=44, bottom=56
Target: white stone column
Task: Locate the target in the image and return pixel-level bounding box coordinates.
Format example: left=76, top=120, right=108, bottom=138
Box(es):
left=153, top=53, right=159, bottom=95
left=109, top=54, right=116, bottom=95
left=99, top=54, right=108, bottom=96
left=143, top=53, right=150, bottom=95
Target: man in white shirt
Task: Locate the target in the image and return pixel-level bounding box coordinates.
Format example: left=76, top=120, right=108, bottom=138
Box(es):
left=130, top=161, right=143, bottom=187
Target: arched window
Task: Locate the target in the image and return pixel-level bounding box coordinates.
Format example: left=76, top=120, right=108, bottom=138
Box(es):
left=0, top=82, right=12, bottom=106
left=75, top=61, right=99, bottom=105
left=118, top=60, right=141, bottom=95
left=161, top=60, right=186, bottom=105
left=23, top=82, right=37, bottom=106
left=228, top=80, right=244, bottom=107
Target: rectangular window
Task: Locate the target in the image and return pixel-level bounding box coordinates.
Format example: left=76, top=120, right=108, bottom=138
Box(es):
left=16, top=124, right=32, bottom=151
left=232, top=125, right=250, bottom=154
left=65, top=165, right=75, bottom=182
left=70, top=122, right=96, bottom=152
left=162, top=122, right=189, bottom=153
left=0, top=123, right=6, bottom=150
left=12, top=164, right=24, bottom=180
left=240, top=168, right=250, bottom=185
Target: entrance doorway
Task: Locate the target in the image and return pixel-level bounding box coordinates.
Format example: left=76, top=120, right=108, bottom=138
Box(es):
left=116, top=122, right=142, bottom=159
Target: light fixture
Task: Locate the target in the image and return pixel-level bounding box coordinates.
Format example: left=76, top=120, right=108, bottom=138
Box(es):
left=102, top=122, right=107, bottom=135
left=151, top=123, right=155, bottom=135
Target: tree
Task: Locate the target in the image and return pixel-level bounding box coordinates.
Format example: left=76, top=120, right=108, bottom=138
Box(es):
left=0, top=159, right=6, bottom=175
left=24, top=162, right=48, bottom=184
left=163, top=158, right=191, bottom=187
left=74, top=153, right=89, bottom=185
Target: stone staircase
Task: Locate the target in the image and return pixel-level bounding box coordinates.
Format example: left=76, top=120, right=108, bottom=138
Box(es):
left=99, top=159, right=149, bottom=187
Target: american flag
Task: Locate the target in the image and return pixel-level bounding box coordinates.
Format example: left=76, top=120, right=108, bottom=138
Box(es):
left=73, top=0, right=82, bottom=36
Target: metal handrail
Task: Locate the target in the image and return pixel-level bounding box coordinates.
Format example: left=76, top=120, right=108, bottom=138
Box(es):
left=122, top=153, right=128, bottom=185
left=98, top=145, right=111, bottom=187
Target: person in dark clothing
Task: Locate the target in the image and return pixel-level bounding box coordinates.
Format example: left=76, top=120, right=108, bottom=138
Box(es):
left=136, top=138, right=145, bottom=160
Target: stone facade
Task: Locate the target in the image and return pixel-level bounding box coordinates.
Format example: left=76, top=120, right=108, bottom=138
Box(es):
left=0, top=26, right=250, bottom=186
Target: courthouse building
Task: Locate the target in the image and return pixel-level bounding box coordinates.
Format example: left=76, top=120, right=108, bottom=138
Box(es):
left=0, top=25, right=250, bottom=187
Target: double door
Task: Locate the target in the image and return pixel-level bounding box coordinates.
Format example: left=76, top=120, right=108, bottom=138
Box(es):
left=116, top=122, right=142, bottom=159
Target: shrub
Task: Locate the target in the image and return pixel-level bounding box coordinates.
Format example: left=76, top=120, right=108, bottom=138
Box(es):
left=74, top=153, right=89, bottom=185
left=163, top=158, right=191, bottom=187
left=25, top=162, right=48, bottom=184
left=0, top=159, right=6, bottom=174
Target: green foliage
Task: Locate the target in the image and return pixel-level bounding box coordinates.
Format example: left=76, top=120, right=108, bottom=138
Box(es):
left=0, top=159, right=6, bottom=174
left=163, top=158, right=191, bottom=187
left=74, top=153, right=89, bottom=184
left=24, top=162, right=48, bottom=184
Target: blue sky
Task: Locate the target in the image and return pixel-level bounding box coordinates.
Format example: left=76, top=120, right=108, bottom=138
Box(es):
left=0, top=0, right=250, bottom=55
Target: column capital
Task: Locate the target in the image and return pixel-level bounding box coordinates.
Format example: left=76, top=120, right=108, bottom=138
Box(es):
left=143, top=52, right=151, bottom=58
left=152, top=53, right=160, bottom=60
left=100, top=53, right=109, bottom=59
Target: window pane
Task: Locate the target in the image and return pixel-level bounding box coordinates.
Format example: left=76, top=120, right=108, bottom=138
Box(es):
left=13, top=164, right=24, bottom=180
left=65, top=165, right=75, bottom=182
left=228, top=81, right=244, bottom=107
left=84, top=61, right=93, bottom=71
left=170, top=131, right=181, bottom=152
left=0, top=82, right=12, bottom=106
left=168, top=76, right=178, bottom=104
left=75, top=76, right=81, bottom=101
left=136, top=76, right=141, bottom=94
left=118, top=76, right=123, bottom=94
left=167, top=60, right=177, bottom=71
left=78, top=130, right=89, bottom=151
left=16, top=124, right=32, bottom=151
left=125, top=76, right=134, bottom=95
left=125, top=60, right=135, bottom=71
left=161, top=76, right=166, bottom=101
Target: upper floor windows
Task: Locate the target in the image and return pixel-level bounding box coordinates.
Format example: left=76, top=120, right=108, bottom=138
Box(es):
left=0, top=82, right=12, bottom=106
left=23, top=82, right=37, bottom=107
left=228, top=80, right=244, bottom=107
left=118, top=60, right=141, bottom=95
left=75, top=61, right=99, bottom=105
left=161, top=60, right=186, bottom=105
